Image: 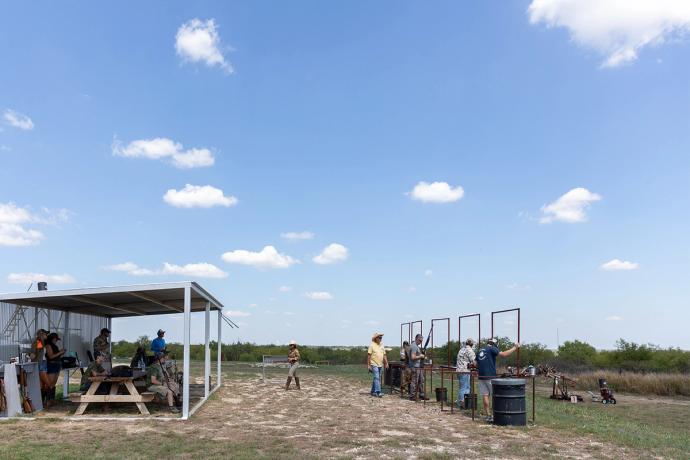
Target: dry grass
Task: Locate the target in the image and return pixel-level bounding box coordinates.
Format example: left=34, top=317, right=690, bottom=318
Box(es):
left=574, top=371, right=690, bottom=396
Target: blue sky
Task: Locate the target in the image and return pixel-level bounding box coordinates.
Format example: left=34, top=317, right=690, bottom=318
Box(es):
left=1, top=1, right=689, bottom=349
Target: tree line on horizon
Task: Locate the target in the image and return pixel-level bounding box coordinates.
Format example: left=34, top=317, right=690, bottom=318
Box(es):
left=111, top=336, right=690, bottom=374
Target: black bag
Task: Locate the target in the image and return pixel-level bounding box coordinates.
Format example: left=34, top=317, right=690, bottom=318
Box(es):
left=111, top=365, right=134, bottom=377
left=61, top=356, right=78, bottom=368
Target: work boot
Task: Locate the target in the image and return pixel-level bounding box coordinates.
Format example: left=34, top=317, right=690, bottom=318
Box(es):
left=295, top=377, right=301, bottom=390
left=285, top=377, right=292, bottom=390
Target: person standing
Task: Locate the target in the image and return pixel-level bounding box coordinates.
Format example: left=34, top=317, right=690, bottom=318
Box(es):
left=93, top=328, right=112, bottom=372
left=409, top=333, right=428, bottom=400
left=285, top=340, right=301, bottom=390
left=400, top=341, right=412, bottom=396
left=476, top=338, right=520, bottom=421
left=30, top=329, right=50, bottom=404
left=455, top=338, right=476, bottom=409
left=367, top=332, right=389, bottom=398
left=151, top=329, right=166, bottom=356
left=44, top=332, right=65, bottom=407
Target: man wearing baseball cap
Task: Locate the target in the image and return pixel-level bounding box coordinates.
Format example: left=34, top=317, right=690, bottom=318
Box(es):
left=151, top=329, right=166, bottom=356
left=367, top=332, right=389, bottom=398
left=476, top=337, right=520, bottom=422
left=93, top=327, right=112, bottom=372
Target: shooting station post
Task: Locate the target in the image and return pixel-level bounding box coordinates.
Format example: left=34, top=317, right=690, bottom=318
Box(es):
left=0, top=281, right=230, bottom=420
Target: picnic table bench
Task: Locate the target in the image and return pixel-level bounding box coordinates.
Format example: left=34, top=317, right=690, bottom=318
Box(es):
left=69, top=376, right=154, bottom=416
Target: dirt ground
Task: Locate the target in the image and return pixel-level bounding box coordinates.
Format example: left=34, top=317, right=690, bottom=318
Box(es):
left=1, top=369, right=662, bottom=459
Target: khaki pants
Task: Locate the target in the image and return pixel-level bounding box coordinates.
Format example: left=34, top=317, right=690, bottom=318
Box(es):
left=288, top=362, right=299, bottom=377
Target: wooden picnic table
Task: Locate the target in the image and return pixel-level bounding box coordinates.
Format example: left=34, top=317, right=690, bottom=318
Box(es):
left=70, top=376, right=154, bottom=416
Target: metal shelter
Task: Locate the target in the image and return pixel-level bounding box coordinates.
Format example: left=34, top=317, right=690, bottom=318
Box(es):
left=0, top=281, right=226, bottom=420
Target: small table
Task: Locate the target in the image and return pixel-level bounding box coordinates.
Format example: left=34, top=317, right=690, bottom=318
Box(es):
left=71, top=376, right=154, bottom=416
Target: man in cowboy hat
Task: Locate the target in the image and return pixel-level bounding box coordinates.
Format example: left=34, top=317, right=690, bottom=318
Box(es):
left=286, top=340, right=301, bottom=390
left=367, top=332, right=389, bottom=398
left=477, top=337, right=520, bottom=421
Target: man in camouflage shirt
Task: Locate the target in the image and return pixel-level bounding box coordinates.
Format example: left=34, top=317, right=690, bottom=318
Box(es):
left=80, top=352, right=110, bottom=394
left=146, top=353, right=180, bottom=413
left=455, top=338, right=476, bottom=408
left=92, top=328, right=112, bottom=372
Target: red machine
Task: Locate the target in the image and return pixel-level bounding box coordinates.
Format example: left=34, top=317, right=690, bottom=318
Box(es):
left=598, top=378, right=616, bottom=404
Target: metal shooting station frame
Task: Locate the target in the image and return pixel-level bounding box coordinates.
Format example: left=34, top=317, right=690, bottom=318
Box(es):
left=491, top=307, right=521, bottom=373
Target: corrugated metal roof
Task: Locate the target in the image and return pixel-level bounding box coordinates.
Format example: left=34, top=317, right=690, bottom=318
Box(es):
left=0, top=281, right=224, bottom=318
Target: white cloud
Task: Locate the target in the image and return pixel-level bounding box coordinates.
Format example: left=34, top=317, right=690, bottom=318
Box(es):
left=539, top=187, right=601, bottom=223
left=605, top=315, right=623, bottom=321
left=364, top=320, right=380, bottom=326
left=0, top=202, right=69, bottom=247
left=284, top=311, right=295, bottom=316
left=409, top=181, right=464, bottom=203
left=305, top=291, right=334, bottom=300
left=313, top=243, right=349, bottom=265
left=424, top=269, right=433, bottom=277
left=175, top=18, right=233, bottom=74
left=221, top=246, right=298, bottom=269
left=407, top=286, right=417, bottom=293
left=224, top=310, right=251, bottom=318
left=163, top=184, right=237, bottom=208
left=113, top=137, right=215, bottom=169
left=600, top=259, right=640, bottom=271
left=280, top=231, right=314, bottom=241
left=3, top=109, right=34, bottom=130
left=7, top=273, right=75, bottom=285
left=475, top=296, right=485, bottom=301
left=104, top=261, right=228, bottom=278
left=278, top=286, right=292, bottom=292
left=528, top=0, right=690, bottom=68
left=0, top=145, right=11, bottom=152
left=160, top=262, right=228, bottom=278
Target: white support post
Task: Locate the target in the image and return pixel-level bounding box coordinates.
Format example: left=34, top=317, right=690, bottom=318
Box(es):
left=62, top=312, right=70, bottom=399
left=182, top=285, right=191, bottom=419
left=217, top=310, right=222, bottom=387
left=204, top=301, right=210, bottom=398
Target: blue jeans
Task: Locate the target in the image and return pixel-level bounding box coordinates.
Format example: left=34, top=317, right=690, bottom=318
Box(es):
left=370, top=366, right=382, bottom=395
left=456, top=373, right=470, bottom=405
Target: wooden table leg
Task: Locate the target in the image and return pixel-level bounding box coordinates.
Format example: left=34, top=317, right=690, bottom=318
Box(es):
left=74, top=381, right=100, bottom=416
left=123, top=380, right=149, bottom=415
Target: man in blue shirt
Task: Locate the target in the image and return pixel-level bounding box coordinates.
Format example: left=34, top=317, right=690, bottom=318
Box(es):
left=476, top=338, right=520, bottom=421
left=151, top=329, right=166, bottom=356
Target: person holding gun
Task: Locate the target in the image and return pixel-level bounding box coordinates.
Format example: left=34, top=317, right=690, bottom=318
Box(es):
left=477, top=338, right=520, bottom=422
left=146, top=352, right=180, bottom=413
left=409, top=333, right=428, bottom=400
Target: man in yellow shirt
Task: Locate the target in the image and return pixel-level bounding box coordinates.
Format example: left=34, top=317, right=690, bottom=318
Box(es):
left=367, top=332, right=389, bottom=398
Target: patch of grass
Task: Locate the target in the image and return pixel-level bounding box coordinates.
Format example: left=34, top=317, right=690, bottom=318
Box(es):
left=0, top=433, right=310, bottom=460
left=528, top=393, right=690, bottom=459
left=574, top=371, right=690, bottom=396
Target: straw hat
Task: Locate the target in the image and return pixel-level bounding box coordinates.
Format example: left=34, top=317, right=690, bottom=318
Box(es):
left=372, top=332, right=384, bottom=340
left=289, top=340, right=297, bottom=346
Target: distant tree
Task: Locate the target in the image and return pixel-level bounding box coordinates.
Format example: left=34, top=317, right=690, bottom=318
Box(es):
left=557, top=340, right=597, bottom=366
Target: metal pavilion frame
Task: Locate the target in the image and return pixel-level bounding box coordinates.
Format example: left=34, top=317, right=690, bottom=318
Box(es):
left=0, top=281, right=232, bottom=420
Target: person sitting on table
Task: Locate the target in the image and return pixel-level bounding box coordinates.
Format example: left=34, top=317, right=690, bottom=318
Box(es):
left=151, top=329, right=166, bottom=356
left=80, top=351, right=110, bottom=395
left=146, top=352, right=180, bottom=413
